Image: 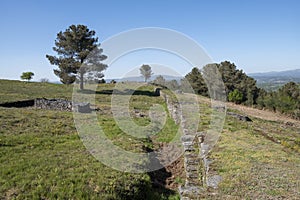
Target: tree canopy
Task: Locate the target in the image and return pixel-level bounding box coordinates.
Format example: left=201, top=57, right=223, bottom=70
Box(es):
left=20, top=72, right=34, bottom=82
left=46, top=24, right=107, bottom=89
left=184, top=67, right=208, bottom=96
left=183, top=61, right=300, bottom=119
left=257, top=82, right=300, bottom=119
left=216, top=61, right=259, bottom=105
left=184, top=61, right=259, bottom=105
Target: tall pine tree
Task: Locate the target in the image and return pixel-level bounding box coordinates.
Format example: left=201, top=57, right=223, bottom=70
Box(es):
left=46, top=24, right=107, bottom=89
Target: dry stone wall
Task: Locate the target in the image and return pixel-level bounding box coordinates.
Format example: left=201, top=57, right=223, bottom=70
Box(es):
left=164, top=93, right=222, bottom=200
left=35, top=98, right=92, bottom=113
left=35, top=98, right=73, bottom=111
left=164, top=94, right=204, bottom=199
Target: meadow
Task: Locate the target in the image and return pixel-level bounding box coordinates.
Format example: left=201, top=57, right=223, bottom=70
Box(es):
left=0, top=80, right=299, bottom=199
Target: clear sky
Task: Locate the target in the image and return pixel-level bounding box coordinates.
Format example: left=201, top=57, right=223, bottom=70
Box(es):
left=0, top=0, right=299, bottom=81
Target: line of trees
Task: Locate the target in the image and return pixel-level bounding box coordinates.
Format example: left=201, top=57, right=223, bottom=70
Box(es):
left=184, top=61, right=259, bottom=105
left=256, top=82, right=300, bottom=119
left=152, top=75, right=180, bottom=90
left=45, top=25, right=299, bottom=119
left=183, top=61, right=300, bottom=119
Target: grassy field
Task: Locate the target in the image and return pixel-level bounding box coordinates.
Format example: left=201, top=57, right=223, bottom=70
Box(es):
left=0, top=80, right=179, bottom=199
left=0, top=80, right=73, bottom=103
left=0, top=80, right=299, bottom=199
left=196, top=97, right=300, bottom=199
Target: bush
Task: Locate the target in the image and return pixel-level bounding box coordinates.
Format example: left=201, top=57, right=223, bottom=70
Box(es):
left=228, top=89, right=243, bottom=104
left=98, top=78, right=106, bottom=84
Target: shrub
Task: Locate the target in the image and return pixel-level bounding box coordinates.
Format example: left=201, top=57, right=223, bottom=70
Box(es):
left=228, top=89, right=243, bottom=104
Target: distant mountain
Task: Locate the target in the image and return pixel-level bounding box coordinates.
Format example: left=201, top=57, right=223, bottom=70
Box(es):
left=50, top=81, right=62, bottom=84
left=249, top=69, right=300, bottom=78
left=106, top=75, right=183, bottom=83
left=248, top=69, right=300, bottom=91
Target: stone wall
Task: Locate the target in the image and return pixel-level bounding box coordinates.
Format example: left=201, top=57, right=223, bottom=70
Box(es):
left=34, top=98, right=73, bottom=111
left=35, top=98, right=92, bottom=113
left=164, top=93, right=222, bottom=200
left=164, top=94, right=204, bottom=199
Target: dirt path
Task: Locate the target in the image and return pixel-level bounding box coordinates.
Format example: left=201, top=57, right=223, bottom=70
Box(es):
left=197, top=95, right=300, bottom=128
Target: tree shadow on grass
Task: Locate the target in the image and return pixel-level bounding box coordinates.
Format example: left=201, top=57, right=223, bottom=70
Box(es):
left=144, top=144, right=177, bottom=198
left=78, top=89, right=159, bottom=97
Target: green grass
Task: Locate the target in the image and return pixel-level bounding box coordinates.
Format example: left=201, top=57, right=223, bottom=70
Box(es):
left=1, top=79, right=299, bottom=199
left=200, top=110, right=300, bottom=199
left=0, top=80, right=73, bottom=103
left=0, top=108, right=156, bottom=199
left=0, top=80, right=179, bottom=199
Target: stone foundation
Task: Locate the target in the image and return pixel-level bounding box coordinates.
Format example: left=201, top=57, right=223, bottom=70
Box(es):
left=164, top=93, right=222, bottom=200
left=35, top=98, right=72, bottom=111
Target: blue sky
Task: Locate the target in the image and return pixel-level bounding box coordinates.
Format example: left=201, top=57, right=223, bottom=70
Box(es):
left=0, top=0, right=299, bottom=81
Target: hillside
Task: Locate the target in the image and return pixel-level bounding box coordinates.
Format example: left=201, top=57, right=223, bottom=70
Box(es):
left=0, top=80, right=299, bottom=199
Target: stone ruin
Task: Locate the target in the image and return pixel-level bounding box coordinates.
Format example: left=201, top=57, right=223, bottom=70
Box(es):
left=35, top=98, right=73, bottom=111
left=35, top=98, right=92, bottom=113
left=164, top=93, right=222, bottom=200
left=0, top=98, right=92, bottom=113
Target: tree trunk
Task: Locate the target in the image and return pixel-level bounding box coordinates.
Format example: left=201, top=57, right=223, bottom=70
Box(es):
left=80, top=59, right=84, bottom=90
left=80, top=71, right=84, bottom=90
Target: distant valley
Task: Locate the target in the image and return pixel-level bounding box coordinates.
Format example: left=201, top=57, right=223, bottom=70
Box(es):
left=248, top=69, right=300, bottom=91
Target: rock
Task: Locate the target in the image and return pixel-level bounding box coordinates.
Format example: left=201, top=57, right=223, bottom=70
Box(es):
left=227, top=112, right=252, bottom=122
left=154, top=88, right=161, bottom=96
left=206, top=175, right=222, bottom=189
left=183, top=142, right=194, bottom=152
left=181, top=135, right=195, bottom=143
left=76, top=103, right=92, bottom=113
left=186, top=171, right=199, bottom=178
left=184, top=153, right=198, bottom=160
left=185, top=165, right=199, bottom=172
left=184, top=157, right=200, bottom=165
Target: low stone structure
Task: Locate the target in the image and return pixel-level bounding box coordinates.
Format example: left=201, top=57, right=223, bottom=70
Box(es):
left=164, top=94, right=223, bottom=199
left=164, top=94, right=204, bottom=199
left=73, top=102, right=92, bottom=113
left=35, top=98, right=73, bottom=111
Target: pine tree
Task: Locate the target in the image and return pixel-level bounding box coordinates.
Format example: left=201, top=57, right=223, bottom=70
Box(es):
left=46, top=24, right=107, bottom=89
left=140, top=64, right=153, bottom=82
left=184, top=67, right=208, bottom=96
